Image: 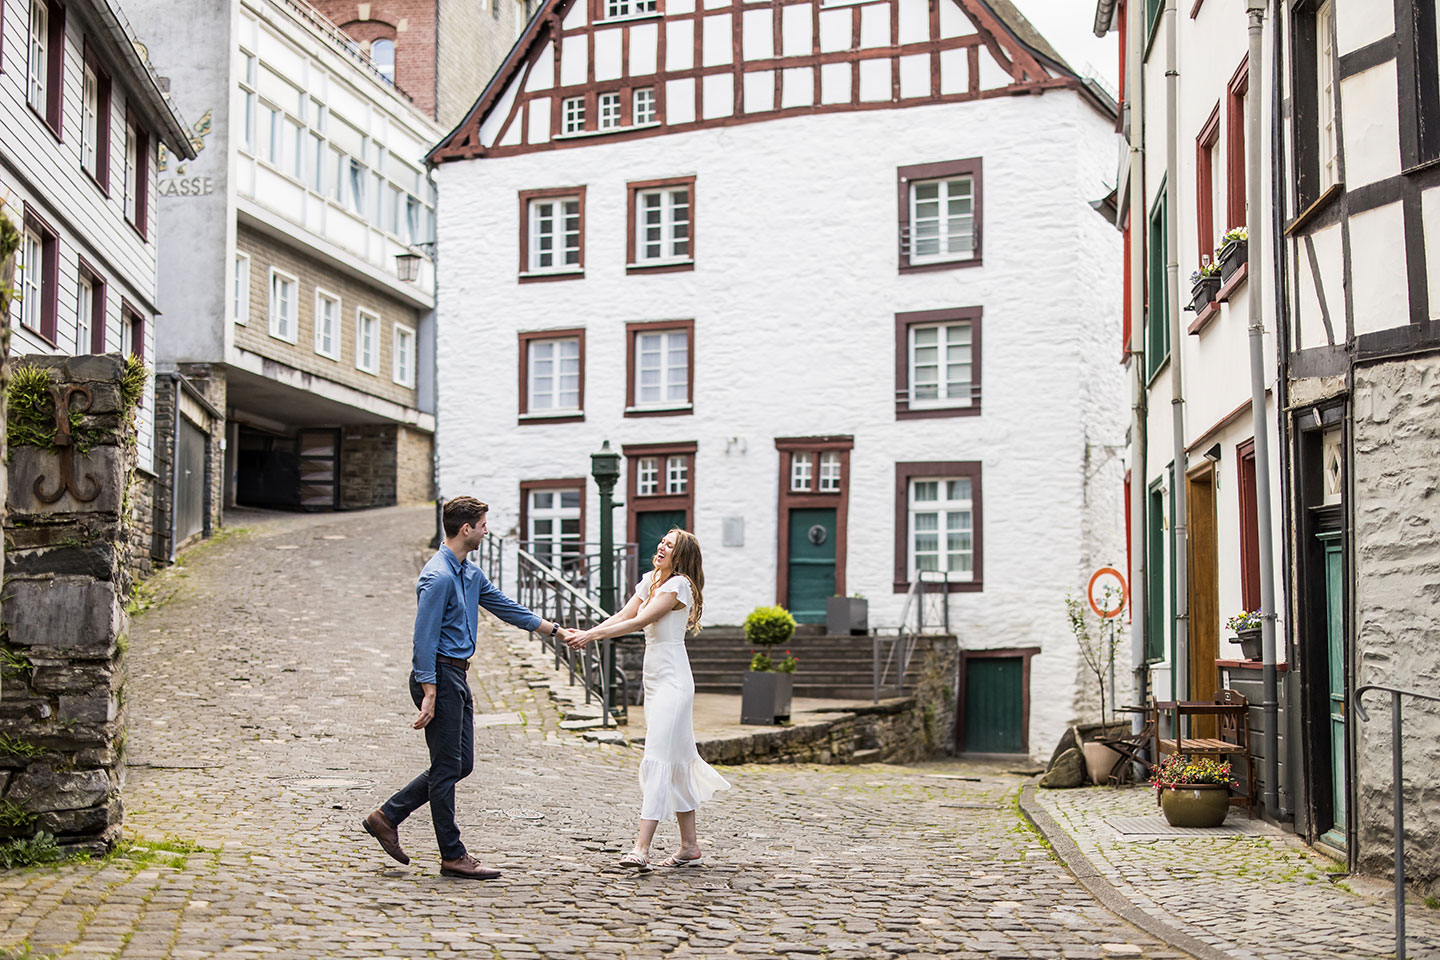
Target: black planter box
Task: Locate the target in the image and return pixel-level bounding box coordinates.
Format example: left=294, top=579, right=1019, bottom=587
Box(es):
left=741, top=671, right=793, bottom=725
left=1233, top=627, right=1262, bottom=661
left=826, top=596, right=869, bottom=635
left=1188, top=275, right=1222, bottom=312
left=1219, top=239, right=1248, bottom=283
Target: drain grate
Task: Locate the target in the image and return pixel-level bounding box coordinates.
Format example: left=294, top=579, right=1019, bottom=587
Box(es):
left=1106, top=815, right=1277, bottom=838
left=277, top=776, right=375, bottom=789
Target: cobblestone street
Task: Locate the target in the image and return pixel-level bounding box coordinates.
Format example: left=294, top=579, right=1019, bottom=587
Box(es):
left=0, top=505, right=1182, bottom=959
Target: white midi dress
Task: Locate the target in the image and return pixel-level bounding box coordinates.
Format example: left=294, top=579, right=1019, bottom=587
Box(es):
left=636, top=572, right=731, bottom=821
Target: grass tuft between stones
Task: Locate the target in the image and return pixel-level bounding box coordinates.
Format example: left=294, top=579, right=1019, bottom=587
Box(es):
left=0, top=831, right=61, bottom=870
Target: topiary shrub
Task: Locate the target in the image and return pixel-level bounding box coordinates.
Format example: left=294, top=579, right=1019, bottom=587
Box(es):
left=743, top=605, right=796, bottom=648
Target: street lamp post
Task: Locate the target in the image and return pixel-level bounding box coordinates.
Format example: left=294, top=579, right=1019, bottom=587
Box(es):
left=590, top=440, right=622, bottom=615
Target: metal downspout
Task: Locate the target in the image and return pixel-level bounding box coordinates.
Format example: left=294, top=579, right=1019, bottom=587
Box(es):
left=168, top=372, right=181, bottom=564
left=1164, top=0, right=1190, bottom=710
left=1245, top=0, right=1281, bottom=818
left=1127, top=0, right=1149, bottom=718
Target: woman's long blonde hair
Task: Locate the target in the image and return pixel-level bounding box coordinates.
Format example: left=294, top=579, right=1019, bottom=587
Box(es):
left=654, top=528, right=705, bottom=632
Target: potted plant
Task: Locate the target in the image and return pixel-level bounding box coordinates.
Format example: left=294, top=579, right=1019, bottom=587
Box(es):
left=1225, top=609, right=1263, bottom=660
left=1150, top=755, right=1237, bottom=827
left=740, top=605, right=797, bottom=725
left=826, top=592, right=868, bottom=636
left=1065, top=590, right=1127, bottom=784
left=1217, top=226, right=1248, bottom=283
left=1187, top=258, right=1221, bottom=312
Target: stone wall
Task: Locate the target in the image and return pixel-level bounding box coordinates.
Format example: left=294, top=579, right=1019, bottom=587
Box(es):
left=396, top=425, right=434, bottom=505
left=126, top=473, right=155, bottom=581
left=1352, top=355, right=1440, bottom=892
left=1, top=355, right=137, bottom=854
left=340, top=424, right=398, bottom=509
left=150, top=366, right=227, bottom=560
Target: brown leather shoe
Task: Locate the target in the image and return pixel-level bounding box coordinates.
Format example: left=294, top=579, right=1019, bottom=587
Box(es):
left=440, top=854, right=501, bottom=880
left=362, top=810, right=410, bottom=865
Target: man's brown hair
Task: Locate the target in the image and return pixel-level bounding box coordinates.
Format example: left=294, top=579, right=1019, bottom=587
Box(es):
left=442, top=496, right=489, bottom=537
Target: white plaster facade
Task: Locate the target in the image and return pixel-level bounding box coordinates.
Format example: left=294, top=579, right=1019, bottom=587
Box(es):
left=433, top=0, right=1127, bottom=760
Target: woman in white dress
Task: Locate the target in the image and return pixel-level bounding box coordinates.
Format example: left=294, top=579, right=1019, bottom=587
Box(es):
left=567, top=529, right=730, bottom=868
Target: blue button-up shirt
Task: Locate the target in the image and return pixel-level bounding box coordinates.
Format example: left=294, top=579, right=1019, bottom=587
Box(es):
left=412, top=545, right=541, bottom=683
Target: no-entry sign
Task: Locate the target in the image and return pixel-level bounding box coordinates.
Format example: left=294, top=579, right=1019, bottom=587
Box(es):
left=1087, top=567, right=1128, bottom=618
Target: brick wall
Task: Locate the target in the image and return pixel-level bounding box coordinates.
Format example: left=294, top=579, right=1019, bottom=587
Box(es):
left=235, top=225, right=422, bottom=412
left=341, top=424, right=399, bottom=509
left=396, top=425, right=434, bottom=504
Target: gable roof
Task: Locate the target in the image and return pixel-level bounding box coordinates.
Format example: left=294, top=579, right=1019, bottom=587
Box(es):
left=428, top=0, right=1098, bottom=165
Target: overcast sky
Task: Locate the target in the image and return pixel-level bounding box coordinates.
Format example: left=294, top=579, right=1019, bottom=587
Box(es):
left=1007, top=0, right=1119, bottom=95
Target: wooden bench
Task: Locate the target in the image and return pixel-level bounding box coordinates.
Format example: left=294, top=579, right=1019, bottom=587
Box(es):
left=1151, top=690, right=1256, bottom=817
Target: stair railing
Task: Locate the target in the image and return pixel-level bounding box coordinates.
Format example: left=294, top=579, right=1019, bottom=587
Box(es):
left=873, top=571, right=957, bottom=703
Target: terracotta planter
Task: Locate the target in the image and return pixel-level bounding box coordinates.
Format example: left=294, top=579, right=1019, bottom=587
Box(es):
left=1082, top=741, right=1122, bottom=785
left=1159, top=784, right=1231, bottom=827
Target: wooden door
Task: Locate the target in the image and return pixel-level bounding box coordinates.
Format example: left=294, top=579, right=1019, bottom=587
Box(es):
left=1187, top=468, right=1219, bottom=737
left=1320, top=531, right=1347, bottom=846
left=786, top=507, right=836, bottom=622
left=963, top=657, right=1024, bottom=753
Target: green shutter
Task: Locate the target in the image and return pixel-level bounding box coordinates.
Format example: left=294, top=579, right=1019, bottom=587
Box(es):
left=1146, top=482, right=1166, bottom=662
left=1147, top=190, right=1170, bottom=380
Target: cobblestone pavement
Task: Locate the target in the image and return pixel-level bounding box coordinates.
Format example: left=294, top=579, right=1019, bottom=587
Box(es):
left=1029, top=781, right=1440, bottom=960
left=0, top=505, right=1181, bottom=960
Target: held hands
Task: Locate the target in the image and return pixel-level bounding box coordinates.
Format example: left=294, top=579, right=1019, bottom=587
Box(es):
left=564, top=628, right=596, bottom=650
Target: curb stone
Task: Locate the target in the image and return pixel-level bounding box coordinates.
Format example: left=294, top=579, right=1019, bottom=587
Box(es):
left=1018, top=780, right=1238, bottom=960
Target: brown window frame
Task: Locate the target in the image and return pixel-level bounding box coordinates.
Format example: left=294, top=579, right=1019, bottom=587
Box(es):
left=516, top=327, right=586, bottom=425
left=1195, top=102, right=1221, bottom=261
left=518, top=477, right=588, bottom=551
left=124, top=110, right=150, bottom=240
left=897, top=157, right=983, bottom=274
left=623, top=441, right=697, bottom=548
left=121, top=299, right=145, bottom=361
left=77, top=258, right=106, bottom=354
left=1236, top=438, right=1261, bottom=612
left=775, top=436, right=852, bottom=606
left=591, top=0, right=664, bottom=23
left=80, top=40, right=112, bottom=194
left=893, top=460, right=984, bottom=594
left=1226, top=57, right=1248, bottom=231
left=894, top=306, right=982, bottom=420
left=21, top=207, right=59, bottom=346
left=27, top=0, right=64, bottom=138
left=518, top=186, right=586, bottom=282
left=626, top=175, right=695, bottom=274
left=625, top=318, right=694, bottom=417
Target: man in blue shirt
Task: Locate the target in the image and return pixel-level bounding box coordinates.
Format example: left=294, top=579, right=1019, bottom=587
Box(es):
left=363, top=496, right=567, bottom=880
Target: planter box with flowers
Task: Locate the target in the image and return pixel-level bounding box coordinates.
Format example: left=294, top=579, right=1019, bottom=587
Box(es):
left=740, top=605, right=798, bottom=725
left=1217, top=226, right=1248, bottom=283
left=1188, top=259, right=1222, bottom=313
left=1225, top=609, right=1263, bottom=661
left=1150, top=755, right=1237, bottom=827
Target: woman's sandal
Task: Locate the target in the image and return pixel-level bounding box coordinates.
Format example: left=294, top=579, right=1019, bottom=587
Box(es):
left=618, top=850, right=651, bottom=869
left=656, top=853, right=702, bottom=868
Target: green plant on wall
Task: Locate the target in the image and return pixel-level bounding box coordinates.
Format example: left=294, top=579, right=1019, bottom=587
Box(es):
left=1, top=196, right=20, bottom=637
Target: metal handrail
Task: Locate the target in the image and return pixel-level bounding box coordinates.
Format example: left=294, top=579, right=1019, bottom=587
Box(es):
left=1353, top=683, right=1440, bottom=960
left=873, top=572, right=955, bottom=703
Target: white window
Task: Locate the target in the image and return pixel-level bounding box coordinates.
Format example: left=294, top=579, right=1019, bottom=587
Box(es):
left=18, top=228, right=42, bottom=334
left=527, top=337, right=580, bottom=411
left=1316, top=0, right=1338, bottom=192
left=635, top=186, right=691, bottom=263
left=527, top=488, right=581, bottom=564
left=309, top=132, right=326, bottom=193
left=666, top=455, right=687, bottom=494
left=909, top=322, right=973, bottom=406
left=124, top=121, right=140, bottom=225
left=527, top=196, right=582, bottom=272
left=240, top=55, right=257, bottom=153
left=329, top=146, right=346, bottom=203
left=562, top=96, right=585, bottom=134
left=371, top=170, right=385, bottom=225
left=603, top=0, right=656, bottom=18
left=267, top=267, right=299, bottom=343
left=790, top=454, right=812, bottom=493
left=314, top=289, right=340, bottom=358
left=637, top=456, right=660, bottom=496
left=908, top=478, right=974, bottom=580
left=599, top=92, right=622, bottom=130
left=348, top=159, right=366, bottom=214
left=77, top=274, right=94, bottom=353
left=233, top=254, right=250, bottom=325
left=633, top=87, right=656, bottom=125
left=393, top=323, right=416, bottom=386
left=370, top=38, right=395, bottom=84
left=909, top=176, right=975, bottom=263
left=262, top=104, right=281, bottom=166
left=819, top=452, right=841, bottom=492
left=356, top=308, right=380, bottom=373
left=27, top=0, right=47, bottom=113
left=1209, top=139, right=1222, bottom=244
left=634, top=329, right=688, bottom=406
left=406, top=195, right=423, bottom=244
left=81, top=62, right=101, bottom=178
left=120, top=310, right=134, bottom=358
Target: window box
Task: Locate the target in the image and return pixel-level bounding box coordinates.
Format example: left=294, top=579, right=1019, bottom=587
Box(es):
left=1218, top=238, right=1247, bottom=282
left=1187, top=274, right=1221, bottom=313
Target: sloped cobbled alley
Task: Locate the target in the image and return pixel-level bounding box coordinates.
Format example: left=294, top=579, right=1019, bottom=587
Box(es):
left=0, top=505, right=1180, bottom=959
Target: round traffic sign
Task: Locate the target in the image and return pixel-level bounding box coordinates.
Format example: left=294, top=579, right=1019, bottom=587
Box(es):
left=1087, top=567, right=1128, bottom=618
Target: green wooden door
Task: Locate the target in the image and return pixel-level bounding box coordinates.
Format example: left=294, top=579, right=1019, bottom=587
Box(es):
left=637, top=510, right=688, bottom=563
left=964, top=657, right=1024, bottom=753
left=1321, top=532, right=1346, bottom=844
left=787, top=508, right=836, bottom=623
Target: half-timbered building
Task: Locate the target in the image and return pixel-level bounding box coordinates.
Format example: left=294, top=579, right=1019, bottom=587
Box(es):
left=431, top=0, right=1127, bottom=759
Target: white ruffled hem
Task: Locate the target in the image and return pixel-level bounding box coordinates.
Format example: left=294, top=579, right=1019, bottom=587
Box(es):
left=638, top=755, right=731, bottom=821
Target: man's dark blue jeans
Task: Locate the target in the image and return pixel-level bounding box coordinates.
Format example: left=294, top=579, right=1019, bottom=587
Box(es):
left=380, top=661, right=474, bottom=861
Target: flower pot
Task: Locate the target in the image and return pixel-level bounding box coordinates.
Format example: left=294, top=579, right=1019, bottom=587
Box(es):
left=1159, top=784, right=1231, bottom=827
left=1082, top=741, right=1122, bottom=785
left=1233, top=627, right=1262, bottom=661
left=826, top=596, right=868, bottom=636
left=741, top=671, right=793, bottom=725
left=1219, top=239, right=1248, bottom=283
left=1187, top=275, right=1221, bottom=312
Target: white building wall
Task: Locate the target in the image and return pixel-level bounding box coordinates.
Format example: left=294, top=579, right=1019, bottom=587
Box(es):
left=437, top=90, right=1123, bottom=759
